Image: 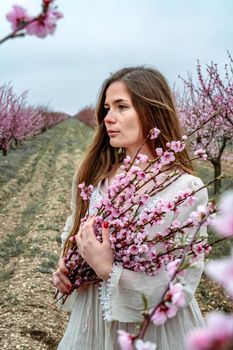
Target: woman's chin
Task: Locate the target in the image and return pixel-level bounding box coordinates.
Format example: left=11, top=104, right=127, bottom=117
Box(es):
left=109, top=140, right=122, bottom=148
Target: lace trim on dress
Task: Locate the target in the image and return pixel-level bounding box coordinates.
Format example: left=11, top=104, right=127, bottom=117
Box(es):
left=99, top=264, right=118, bottom=321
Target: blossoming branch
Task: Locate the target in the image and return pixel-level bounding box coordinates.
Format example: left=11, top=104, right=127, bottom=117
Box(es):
left=54, top=127, right=212, bottom=307
left=0, top=0, right=63, bottom=45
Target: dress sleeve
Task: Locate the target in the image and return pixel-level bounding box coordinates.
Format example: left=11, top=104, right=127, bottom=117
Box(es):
left=99, top=174, right=208, bottom=322
left=60, top=176, right=77, bottom=248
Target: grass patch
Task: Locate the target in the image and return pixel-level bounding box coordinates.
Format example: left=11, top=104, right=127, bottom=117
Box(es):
left=57, top=195, right=66, bottom=203
left=0, top=233, right=28, bottom=263
left=22, top=202, right=41, bottom=217
left=44, top=223, right=61, bottom=231
left=24, top=244, right=42, bottom=258
left=62, top=163, right=74, bottom=172
left=0, top=291, right=20, bottom=306
left=55, top=233, right=62, bottom=245
left=17, top=175, right=29, bottom=185
left=0, top=267, right=15, bottom=281
left=35, top=251, right=59, bottom=274
left=37, top=222, right=60, bottom=231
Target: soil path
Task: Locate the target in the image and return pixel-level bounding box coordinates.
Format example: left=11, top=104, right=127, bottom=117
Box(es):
left=0, top=119, right=92, bottom=349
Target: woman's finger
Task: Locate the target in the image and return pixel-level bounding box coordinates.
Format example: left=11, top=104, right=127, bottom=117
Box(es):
left=102, top=221, right=110, bottom=244
left=83, top=215, right=96, bottom=239
left=55, top=268, right=71, bottom=287
left=52, top=270, right=72, bottom=295
left=59, top=258, right=69, bottom=275
left=75, top=231, right=81, bottom=247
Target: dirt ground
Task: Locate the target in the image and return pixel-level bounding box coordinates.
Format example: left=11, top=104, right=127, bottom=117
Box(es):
left=0, top=119, right=232, bottom=349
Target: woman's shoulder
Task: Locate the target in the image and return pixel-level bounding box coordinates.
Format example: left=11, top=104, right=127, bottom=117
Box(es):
left=177, top=172, right=205, bottom=188
left=160, top=172, right=208, bottom=200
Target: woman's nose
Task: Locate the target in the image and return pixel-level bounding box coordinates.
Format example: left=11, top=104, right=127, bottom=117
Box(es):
left=104, top=109, right=117, bottom=124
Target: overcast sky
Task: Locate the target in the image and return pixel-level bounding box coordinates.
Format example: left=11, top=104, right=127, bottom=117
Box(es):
left=1, top=0, right=232, bottom=116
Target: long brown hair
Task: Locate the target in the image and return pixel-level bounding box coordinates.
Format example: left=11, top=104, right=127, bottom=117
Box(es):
left=63, top=66, right=194, bottom=254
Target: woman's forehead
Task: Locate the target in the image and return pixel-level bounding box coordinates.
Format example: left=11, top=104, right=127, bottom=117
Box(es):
left=105, top=81, right=131, bottom=103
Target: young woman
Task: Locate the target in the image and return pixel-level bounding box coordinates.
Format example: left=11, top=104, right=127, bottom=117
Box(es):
left=52, top=66, right=208, bottom=350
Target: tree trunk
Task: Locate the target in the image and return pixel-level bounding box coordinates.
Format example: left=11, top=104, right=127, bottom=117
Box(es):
left=211, top=159, right=222, bottom=194
left=210, top=136, right=228, bottom=195
left=3, top=148, right=7, bottom=156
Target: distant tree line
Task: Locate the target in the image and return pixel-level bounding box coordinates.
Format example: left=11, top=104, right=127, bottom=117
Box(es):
left=0, top=82, right=69, bottom=156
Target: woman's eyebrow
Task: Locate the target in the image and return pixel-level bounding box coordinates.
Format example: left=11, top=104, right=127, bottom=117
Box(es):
left=104, top=98, right=129, bottom=106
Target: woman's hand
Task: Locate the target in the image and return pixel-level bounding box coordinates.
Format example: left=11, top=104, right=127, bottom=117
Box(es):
left=52, top=257, right=72, bottom=295
left=76, top=215, right=113, bottom=280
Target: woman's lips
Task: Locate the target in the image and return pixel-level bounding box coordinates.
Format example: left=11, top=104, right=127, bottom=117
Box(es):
left=108, top=131, right=120, bottom=136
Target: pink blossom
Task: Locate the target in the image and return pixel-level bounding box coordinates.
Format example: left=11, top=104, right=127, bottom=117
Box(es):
left=151, top=304, right=178, bottom=325
left=212, top=191, right=233, bottom=237
left=138, top=244, right=149, bottom=254
left=176, top=189, right=192, bottom=201
left=192, top=243, right=206, bottom=256
left=155, top=147, right=163, bottom=156
left=128, top=245, right=139, bottom=255
left=160, top=151, right=175, bottom=165
left=171, top=219, right=181, bottom=228
left=78, top=183, right=94, bottom=201
left=136, top=170, right=148, bottom=181
left=78, top=182, right=85, bottom=189
left=204, top=245, right=212, bottom=255
left=194, top=148, right=207, bottom=160
left=137, top=193, right=150, bottom=206
left=151, top=162, right=162, bottom=173
left=6, top=5, right=31, bottom=31
left=190, top=205, right=208, bottom=223
left=74, top=277, right=82, bottom=287
left=129, top=165, right=142, bottom=175
left=123, top=155, right=132, bottom=164
left=170, top=140, right=186, bottom=153
left=150, top=127, right=160, bottom=139
left=167, top=259, right=181, bottom=277
left=184, top=195, right=198, bottom=207
left=186, top=312, right=233, bottom=350
left=135, top=153, right=149, bottom=164
left=26, top=7, right=63, bottom=38
left=151, top=283, right=185, bottom=325
left=169, top=282, right=185, bottom=307
left=160, top=200, right=175, bottom=212
left=135, top=339, right=157, bottom=350
left=117, top=330, right=134, bottom=350
left=205, top=252, right=233, bottom=298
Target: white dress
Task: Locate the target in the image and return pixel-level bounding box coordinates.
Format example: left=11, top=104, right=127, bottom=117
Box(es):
left=57, top=173, right=208, bottom=350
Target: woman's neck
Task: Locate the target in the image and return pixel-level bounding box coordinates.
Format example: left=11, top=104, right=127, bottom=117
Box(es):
left=125, top=145, right=155, bottom=161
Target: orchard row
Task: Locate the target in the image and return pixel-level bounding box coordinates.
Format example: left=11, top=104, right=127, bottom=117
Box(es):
left=0, top=82, right=69, bottom=156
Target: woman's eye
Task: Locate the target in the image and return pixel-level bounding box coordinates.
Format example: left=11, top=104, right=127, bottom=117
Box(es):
left=119, top=105, right=128, bottom=110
